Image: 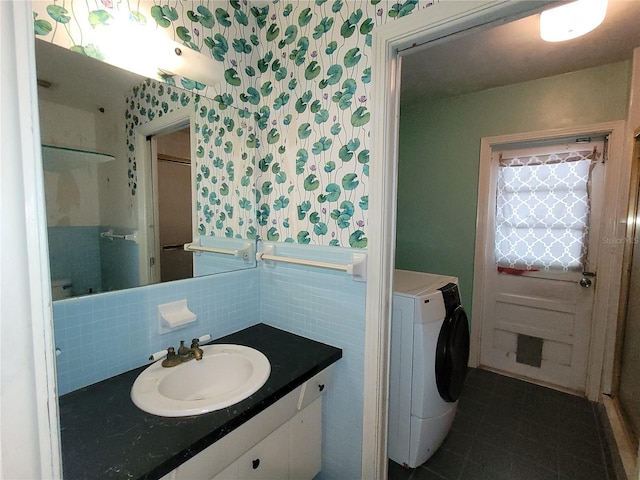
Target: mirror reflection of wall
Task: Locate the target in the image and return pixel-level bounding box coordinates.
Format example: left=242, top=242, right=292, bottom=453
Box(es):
left=35, top=39, right=257, bottom=300
left=43, top=145, right=125, bottom=299
left=37, top=39, right=144, bottom=298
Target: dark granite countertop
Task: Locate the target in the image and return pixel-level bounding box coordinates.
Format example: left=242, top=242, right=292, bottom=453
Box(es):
left=59, top=323, right=342, bottom=480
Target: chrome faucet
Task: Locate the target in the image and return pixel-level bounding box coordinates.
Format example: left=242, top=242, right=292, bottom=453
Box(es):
left=161, top=338, right=204, bottom=367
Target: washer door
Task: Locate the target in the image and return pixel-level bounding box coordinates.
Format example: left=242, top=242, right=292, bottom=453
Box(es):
left=435, top=306, right=470, bottom=402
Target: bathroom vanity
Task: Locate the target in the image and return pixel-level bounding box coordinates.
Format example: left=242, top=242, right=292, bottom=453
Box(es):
left=58, top=323, right=342, bottom=479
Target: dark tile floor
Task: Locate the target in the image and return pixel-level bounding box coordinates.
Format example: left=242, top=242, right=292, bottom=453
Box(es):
left=388, top=368, right=619, bottom=480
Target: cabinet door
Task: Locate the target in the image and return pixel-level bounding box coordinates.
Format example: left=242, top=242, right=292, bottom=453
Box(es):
left=289, top=398, right=322, bottom=480
left=297, top=366, right=333, bottom=410
left=238, top=422, right=290, bottom=479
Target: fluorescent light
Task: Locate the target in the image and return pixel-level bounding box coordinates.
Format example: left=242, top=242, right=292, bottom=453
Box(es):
left=157, top=43, right=223, bottom=87
left=540, top=0, right=608, bottom=42
left=92, top=18, right=221, bottom=87
left=93, top=23, right=160, bottom=80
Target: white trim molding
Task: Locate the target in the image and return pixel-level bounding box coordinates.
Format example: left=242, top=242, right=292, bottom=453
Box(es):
left=1, top=1, right=62, bottom=478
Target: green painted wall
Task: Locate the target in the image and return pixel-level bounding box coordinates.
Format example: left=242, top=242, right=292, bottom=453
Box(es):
left=396, top=60, right=631, bottom=319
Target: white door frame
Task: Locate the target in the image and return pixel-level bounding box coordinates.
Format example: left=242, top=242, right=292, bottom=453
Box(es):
left=471, top=122, right=628, bottom=401
left=366, top=1, right=555, bottom=477
left=4, top=1, right=62, bottom=477
left=134, top=108, right=195, bottom=286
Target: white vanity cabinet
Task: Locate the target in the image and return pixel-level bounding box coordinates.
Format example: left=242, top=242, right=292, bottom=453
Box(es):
left=288, top=398, right=322, bottom=479
left=224, top=398, right=323, bottom=480
left=162, top=367, right=332, bottom=480
left=233, top=417, right=290, bottom=479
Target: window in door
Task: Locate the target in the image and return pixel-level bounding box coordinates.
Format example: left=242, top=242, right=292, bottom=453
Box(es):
left=495, top=141, right=603, bottom=272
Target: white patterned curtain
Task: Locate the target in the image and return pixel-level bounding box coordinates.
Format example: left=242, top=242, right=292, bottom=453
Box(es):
left=495, top=149, right=598, bottom=272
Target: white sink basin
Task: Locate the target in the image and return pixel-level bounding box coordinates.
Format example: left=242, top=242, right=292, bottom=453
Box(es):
left=131, top=344, right=271, bottom=417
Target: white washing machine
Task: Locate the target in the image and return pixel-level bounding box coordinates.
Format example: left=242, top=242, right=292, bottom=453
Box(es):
left=388, top=269, right=470, bottom=468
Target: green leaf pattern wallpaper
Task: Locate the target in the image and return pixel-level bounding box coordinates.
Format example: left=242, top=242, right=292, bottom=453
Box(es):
left=33, top=0, right=436, bottom=248
left=123, top=81, right=257, bottom=239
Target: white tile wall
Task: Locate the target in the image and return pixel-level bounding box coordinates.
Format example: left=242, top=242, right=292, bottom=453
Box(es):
left=259, top=243, right=367, bottom=479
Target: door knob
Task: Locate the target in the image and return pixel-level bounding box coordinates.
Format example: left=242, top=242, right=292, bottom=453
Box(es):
left=580, top=271, right=595, bottom=288
left=579, top=277, right=592, bottom=288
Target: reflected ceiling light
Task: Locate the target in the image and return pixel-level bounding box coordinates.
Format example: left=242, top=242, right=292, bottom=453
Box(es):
left=540, top=0, right=608, bottom=42
left=157, top=42, right=223, bottom=87
left=93, top=18, right=222, bottom=87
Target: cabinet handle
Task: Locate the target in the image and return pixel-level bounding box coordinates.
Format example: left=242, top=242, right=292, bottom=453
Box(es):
left=318, top=384, right=325, bottom=392
left=252, top=458, right=260, bottom=470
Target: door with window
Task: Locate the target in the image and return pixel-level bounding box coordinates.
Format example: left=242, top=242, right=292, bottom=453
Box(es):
left=478, top=135, right=606, bottom=392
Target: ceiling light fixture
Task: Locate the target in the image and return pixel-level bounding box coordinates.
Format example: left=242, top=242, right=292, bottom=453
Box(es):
left=156, top=43, right=223, bottom=87
left=540, top=0, right=608, bottom=42
left=92, top=15, right=222, bottom=87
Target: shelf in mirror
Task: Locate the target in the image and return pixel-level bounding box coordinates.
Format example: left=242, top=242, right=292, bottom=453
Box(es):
left=42, top=144, right=115, bottom=172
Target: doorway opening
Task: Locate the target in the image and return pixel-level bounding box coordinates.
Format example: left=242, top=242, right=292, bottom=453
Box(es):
left=134, top=108, right=194, bottom=287
left=375, top=1, right=638, bottom=478
left=152, top=127, right=193, bottom=283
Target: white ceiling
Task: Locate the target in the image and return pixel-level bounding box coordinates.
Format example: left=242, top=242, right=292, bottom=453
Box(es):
left=400, top=0, right=640, bottom=104
left=35, top=39, right=145, bottom=113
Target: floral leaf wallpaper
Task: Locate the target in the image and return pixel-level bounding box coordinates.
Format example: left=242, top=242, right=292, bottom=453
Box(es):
left=32, top=0, right=437, bottom=248
left=123, top=80, right=256, bottom=238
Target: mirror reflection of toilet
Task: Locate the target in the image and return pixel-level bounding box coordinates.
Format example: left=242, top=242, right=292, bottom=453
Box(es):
left=51, top=279, right=72, bottom=301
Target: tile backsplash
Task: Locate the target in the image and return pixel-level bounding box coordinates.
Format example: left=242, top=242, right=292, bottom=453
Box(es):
left=53, top=268, right=259, bottom=395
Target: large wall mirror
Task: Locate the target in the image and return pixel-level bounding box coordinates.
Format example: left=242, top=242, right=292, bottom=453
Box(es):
left=36, top=39, right=257, bottom=301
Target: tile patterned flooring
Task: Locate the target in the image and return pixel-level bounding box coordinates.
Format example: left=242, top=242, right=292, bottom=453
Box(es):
left=388, top=369, right=619, bottom=480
